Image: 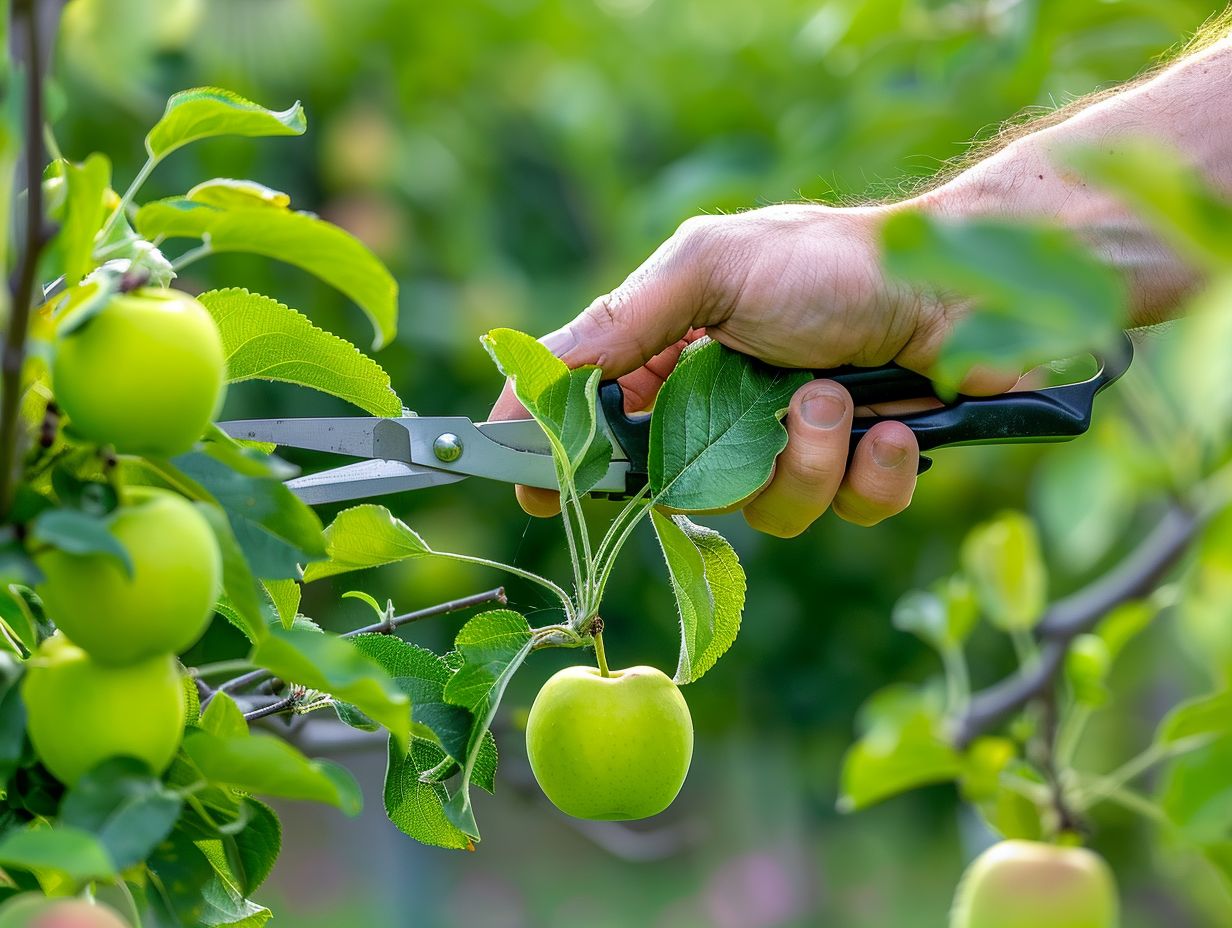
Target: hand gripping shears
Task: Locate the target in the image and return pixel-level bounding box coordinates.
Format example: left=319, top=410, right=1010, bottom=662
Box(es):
left=219, top=335, right=1133, bottom=506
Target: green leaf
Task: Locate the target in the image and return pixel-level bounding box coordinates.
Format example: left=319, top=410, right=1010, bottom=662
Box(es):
left=1068, top=140, right=1232, bottom=271
left=0, top=654, right=26, bottom=783
left=472, top=731, right=499, bottom=795
left=197, top=798, right=281, bottom=898
left=651, top=511, right=745, bottom=684
left=302, top=504, right=431, bottom=583
left=0, top=826, right=116, bottom=883
left=1178, top=507, right=1232, bottom=680
left=1159, top=277, right=1232, bottom=448
left=173, top=448, right=325, bottom=580
left=47, top=154, right=110, bottom=287
left=262, top=578, right=301, bottom=630
left=384, top=737, right=472, bottom=851
left=199, top=876, right=272, bottom=928
left=29, top=508, right=133, bottom=577
left=648, top=339, right=810, bottom=510
left=960, top=744, right=1043, bottom=841
left=200, top=691, right=250, bottom=740
left=1064, top=634, right=1111, bottom=708
left=145, top=829, right=215, bottom=926
left=197, top=288, right=402, bottom=417
left=882, top=211, right=1126, bottom=389
left=838, top=684, right=961, bottom=812
left=182, top=729, right=362, bottom=815
left=1157, top=691, right=1232, bottom=746
left=49, top=270, right=123, bottom=337
left=1032, top=425, right=1136, bottom=573
left=350, top=634, right=472, bottom=762
left=0, top=585, right=37, bottom=653
left=1095, top=599, right=1158, bottom=663
left=1160, top=736, right=1232, bottom=844
left=196, top=503, right=269, bottom=643
left=961, top=511, right=1047, bottom=633
left=441, top=610, right=533, bottom=840
left=188, top=178, right=291, bottom=211
left=59, top=757, right=182, bottom=870
left=480, top=328, right=612, bottom=493
left=145, top=88, right=307, bottom=161
left=135, top=198, right=396, bottom=349
left=250, top=627, right=411, bottom=754
left=892, top=575, right=979, bottom=651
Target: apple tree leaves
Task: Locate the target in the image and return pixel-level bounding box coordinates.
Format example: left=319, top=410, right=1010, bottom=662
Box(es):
left=481, top=327, right=612, bottom=495
left=440, top=610, right=532, bottom=841
left=651, top=511, right=745, bottom=685
left=648, top=338, right=809, bottom=511
left=145, top=87, right=307, bottom=161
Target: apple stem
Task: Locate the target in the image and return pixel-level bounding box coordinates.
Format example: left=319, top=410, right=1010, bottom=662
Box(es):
left=593, top=630, right=611, bottom=678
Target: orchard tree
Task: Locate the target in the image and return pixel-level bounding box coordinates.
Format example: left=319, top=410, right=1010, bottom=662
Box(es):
left=0, top=1, right=1230, bottom=926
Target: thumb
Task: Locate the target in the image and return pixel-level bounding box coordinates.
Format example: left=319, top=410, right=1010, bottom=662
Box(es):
left=541, top=245, right=701, bottom=377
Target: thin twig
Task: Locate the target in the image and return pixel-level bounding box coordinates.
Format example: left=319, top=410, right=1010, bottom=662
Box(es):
left=952, top=505, right=1200, bottom=746
left=206, top=587, right=508, bottom=708
left=348, top=586, right=506, bottom=636
left=243, top=695, right=297, bottom=722
left=1036, top=689, right=1083, bottom=836
left=0, top=0, right=52, bottom=517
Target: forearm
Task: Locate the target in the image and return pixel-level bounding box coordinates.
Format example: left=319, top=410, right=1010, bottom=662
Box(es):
left=909, top=35, right=1232, bottom=326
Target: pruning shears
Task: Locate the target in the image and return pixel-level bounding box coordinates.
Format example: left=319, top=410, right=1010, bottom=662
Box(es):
left=219, top=335, right=1133, bottom=506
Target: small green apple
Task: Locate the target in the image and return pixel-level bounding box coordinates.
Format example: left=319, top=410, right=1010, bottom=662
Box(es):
left=0, top=895, right=130, bottom=928
left=950, top=840, right=1119, bottom=928
left=52, top=287, right=225, bottom=456
left=35, top=487, right=221, bottom=666
left=526, top=665, right=693, bottom=820
left=22, top=633, right=187, bottom=786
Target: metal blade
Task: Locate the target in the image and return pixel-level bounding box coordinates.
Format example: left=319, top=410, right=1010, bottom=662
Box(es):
left=285, top=459, right=465, bottom=505
left=476, top=417, right=632, bottom=464
left=475, top=418, right=552, bottom=454
left=403, top=417, right=631, bottom=493
left=219, top=417, right=414, bottom=461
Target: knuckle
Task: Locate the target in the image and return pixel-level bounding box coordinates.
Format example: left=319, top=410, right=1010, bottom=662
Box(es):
left=676, top=213, right=722, bottom=241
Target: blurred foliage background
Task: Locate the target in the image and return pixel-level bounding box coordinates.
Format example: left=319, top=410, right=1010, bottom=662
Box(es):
left=47, top=0, right=1232, bottom=924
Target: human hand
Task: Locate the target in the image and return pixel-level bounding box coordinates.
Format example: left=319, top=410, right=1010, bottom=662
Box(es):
left=491, top=203, right=1019, bottom=536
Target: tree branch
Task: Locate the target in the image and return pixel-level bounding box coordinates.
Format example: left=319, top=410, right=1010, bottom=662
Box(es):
left=952, top=505, right=1200, bottom=747
left=0, top=0, right=54, bottom=517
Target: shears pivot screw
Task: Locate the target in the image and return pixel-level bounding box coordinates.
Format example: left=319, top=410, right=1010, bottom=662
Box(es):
left=433, top=433, right=463, bottom=463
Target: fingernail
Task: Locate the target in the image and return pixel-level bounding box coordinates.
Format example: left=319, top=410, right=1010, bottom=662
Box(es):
left=801, top=389, right=848, bottom=429
left=871, top=437, right=908, bottom=469
left=540, top=327, right=578, bottom=359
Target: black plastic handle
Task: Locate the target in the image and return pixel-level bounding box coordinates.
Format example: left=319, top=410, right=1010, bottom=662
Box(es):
left=598, top=333, right=1133, bottom=492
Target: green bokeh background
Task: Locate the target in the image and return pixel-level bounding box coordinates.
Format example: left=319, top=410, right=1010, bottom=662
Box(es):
left=50, top=1, right=1232, bottom=924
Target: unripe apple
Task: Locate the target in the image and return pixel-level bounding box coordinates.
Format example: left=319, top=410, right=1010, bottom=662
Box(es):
left=52, top=287, right=225, bottom=456
left=950, top=840, right=1119, bottom=928
left=0, top=895, right=130, bottom=928
left=35, top=487, right=221, bottom=666
left=22, top=634, right=187, bottom=785
left=526, top=665, right=693, bottom=820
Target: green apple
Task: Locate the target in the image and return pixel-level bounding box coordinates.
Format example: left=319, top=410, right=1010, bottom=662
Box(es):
left=526, top=665, right=693, bottom=820
left=52, top=287, right=225, bottom=456
left=950, top=840, right=1119, bottom=928
left=35, top=487, right=221, bottom=666
left=0, top=895, right=130, bottom=928
left=22, top=634, right=187, bottom=785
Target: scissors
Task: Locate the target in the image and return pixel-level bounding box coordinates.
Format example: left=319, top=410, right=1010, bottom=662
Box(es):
left=219, top=335, right=1134, bottom=506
